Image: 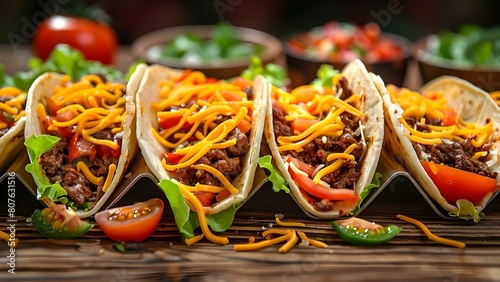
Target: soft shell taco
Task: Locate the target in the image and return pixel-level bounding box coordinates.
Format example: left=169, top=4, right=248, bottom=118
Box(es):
left=24, top=65, right=145, bottom=218
left=372, top=75, right=500, bottom=220
left=264, top=59, right=384, bottom=219
left=136, top=65, right=268, bottom=244
left=0, top=87, right=26, bottom=173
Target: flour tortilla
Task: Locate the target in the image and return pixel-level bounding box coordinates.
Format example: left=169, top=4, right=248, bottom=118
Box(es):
left=373, top=75, right=500, bottom=213
left=24, top=65, right=145, bottom=218
left=265, top=59, right=385, bottom=219
left=136, top=65, right=269, bottom=215
left=0, top=115, right=25, bottom=173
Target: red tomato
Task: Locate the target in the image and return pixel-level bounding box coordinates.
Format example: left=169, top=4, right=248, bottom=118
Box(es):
left=194, top=191, right=215, bottom=207
left=96, top=144, right=121, bottom=159
left=420, top=161, right=499, bottom=205
left=237, top=119, right=252, bottom=134
left=33, top=15, right=117, bottom=64
left=162, top=152, right=185, bottom=165
left=291, top=118, right=318, bottom=134
left=158, top=116, right=191, bottom=130
left=95, top=198, right=164, bottom=242
left=46, top=96, right=61, bottom=115
left=68, top=133, right=96, bottom=163
left=440, top=109, right=458, bottom=126
left=288, top=157, right=316, bottom=177
left=288, top=162, right=358, bottom=201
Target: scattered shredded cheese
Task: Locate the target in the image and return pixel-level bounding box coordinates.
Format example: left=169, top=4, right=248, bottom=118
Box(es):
left=233, top=215, right=328, bottom=253
left=0, top=230, right=18, bottom=248
left=396, top=214, right=466, bottom=248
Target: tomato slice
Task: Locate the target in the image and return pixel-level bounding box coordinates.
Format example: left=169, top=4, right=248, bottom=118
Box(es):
left=420, top=161, right=499, bottom=205
left=288, top=162, right=357, bottom=201
left=95, top=198, right=164, bottom=242
left=68, top=133, right=96, bottom=163
left=288, top=157, right=315, bottom=177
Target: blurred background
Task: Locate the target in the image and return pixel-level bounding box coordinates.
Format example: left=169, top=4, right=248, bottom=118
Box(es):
left=1, top=0, right=499, bottom=45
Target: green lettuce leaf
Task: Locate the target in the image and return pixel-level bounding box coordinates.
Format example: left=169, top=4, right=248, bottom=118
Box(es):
left=24, top=135, right=68, bottom=202
left=158, top=179, right=238, bottom=241
left=158, top=179, right=196, bottom=240
left=258, top=155, right=290, bottom=193
left=241, top=56, right=287, bottom=88
left=0, top=44, right=138, bottom=91
left=311, top=64, right=339, bottom=88
left=351, top=172, right=383, bottom=214
left=449, top=199, right=484, bottom=223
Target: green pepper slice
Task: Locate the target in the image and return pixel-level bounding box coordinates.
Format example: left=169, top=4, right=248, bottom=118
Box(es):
left=331, top=217, right=402, bottom=246
left=31, top=199, right=93, bottom=239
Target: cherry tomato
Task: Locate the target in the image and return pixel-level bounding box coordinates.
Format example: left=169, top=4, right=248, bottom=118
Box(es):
left=33, top=15, right=117, bottom=64
left=95, top=198, right=164, bottom=242
left=420, top=161, right=499, bottom=205
left=68, top=133, right=96, bottom=163
left=288, top=159, right=357, bottom=201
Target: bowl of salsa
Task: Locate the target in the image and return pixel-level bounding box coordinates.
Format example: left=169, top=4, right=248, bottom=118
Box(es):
left=284, top=21, right=412, bottom=87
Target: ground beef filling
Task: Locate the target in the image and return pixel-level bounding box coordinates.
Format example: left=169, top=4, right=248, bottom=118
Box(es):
left=272, top=104, right=364, bottom=212
left=165, top=117, right=250, bottom=204
left=40, top=129, right=121, bottom=206
left=406, top=117, right=498, bottom=179
left=0, top=128, right=9, bottom=138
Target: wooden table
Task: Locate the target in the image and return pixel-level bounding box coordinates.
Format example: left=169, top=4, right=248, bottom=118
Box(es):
left=1, top=45, right=499, bottom=282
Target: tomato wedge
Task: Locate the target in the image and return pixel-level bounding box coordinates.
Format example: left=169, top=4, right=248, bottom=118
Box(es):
left=420, top=161, right=499, bottom=205
left=68, top=133, right=96, bottom=163
left=291, top=118, right=318, bottom=134
left=194, top=191, right=215, bottom=207
left=95, top=198, right=164, bottom=242
left=440, top=109, right=458, bottom=126
left=288, top=162, right=357, bottom=201
left=162, top=152, right=185, bottom=165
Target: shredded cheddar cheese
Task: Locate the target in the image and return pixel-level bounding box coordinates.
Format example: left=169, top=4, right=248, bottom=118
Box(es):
left=0, top=87, right=25, bottom=132
left=388, top=85, right=494, bottom=149
left=396, top=214, right=466, bottom=248
left=0, top=230, right=18, bottom=248
left=234, top=215, right=328, bottom=253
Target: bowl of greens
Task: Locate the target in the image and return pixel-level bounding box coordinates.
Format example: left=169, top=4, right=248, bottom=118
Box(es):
left=131, top=23, right=284, bottom=79
left=416, top=24, right=500, bottom=91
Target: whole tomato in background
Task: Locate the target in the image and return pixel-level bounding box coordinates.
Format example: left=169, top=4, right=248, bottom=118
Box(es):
left=33, top=15, right=117, bottom=64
